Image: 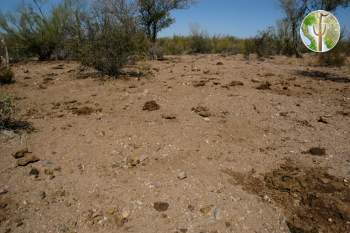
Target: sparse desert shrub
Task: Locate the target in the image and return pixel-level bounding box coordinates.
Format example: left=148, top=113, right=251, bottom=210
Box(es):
left=317, top=50, right=346, bottom=67
left=159, top=36, right=190, bottom=55
left=0, top=95, right=14, bottom=128
left=0, top=67, right=14, bottom=84
left=79, top=0, right=148, bottom=76
left=242, top=39, right=256, bottom=59
left=0, top=0, right=76, bottom=60
left=149, top=43, right=164, bottom=60
left=189, top=25, right=212, bottom=54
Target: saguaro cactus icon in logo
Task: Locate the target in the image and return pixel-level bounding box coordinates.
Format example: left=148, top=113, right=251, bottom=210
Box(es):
left=300, top=10, right=340, bottom=52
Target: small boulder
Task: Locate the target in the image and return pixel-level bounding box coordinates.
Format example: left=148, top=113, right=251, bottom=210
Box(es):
left=307, top=147, right=326, bottom=156
left=192, top=106, right=211, bottom=118
left=177, top=171, right=187, bottom=180
left=12, top=149, right=30, bottom=159
left=153, top=201, right=169, bottom=212
left=143, top=101, right=160, bottom=111
left=256, top=81, right=271, bottom=90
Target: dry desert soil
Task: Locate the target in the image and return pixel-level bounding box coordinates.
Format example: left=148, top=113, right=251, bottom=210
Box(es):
left=1, top=54, right=350, bottom=233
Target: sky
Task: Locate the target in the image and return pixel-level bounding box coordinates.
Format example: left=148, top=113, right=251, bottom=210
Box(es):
left=0, top=0, right=349, bottom=38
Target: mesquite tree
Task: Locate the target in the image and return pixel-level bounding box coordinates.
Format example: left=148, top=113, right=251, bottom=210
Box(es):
left=279, top=0, right=308, bottom=57
left=138, top=0, right=193, bottom=43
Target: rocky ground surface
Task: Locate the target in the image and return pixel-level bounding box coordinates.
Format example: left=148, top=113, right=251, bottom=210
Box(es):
left=1, top=54, right=350, bottom=233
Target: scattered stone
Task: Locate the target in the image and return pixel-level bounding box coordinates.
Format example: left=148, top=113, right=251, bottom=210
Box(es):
left=29, top=168, right=40, bottom=177
left=177, top=171, right=187, bottom=180
left=307, top=147, right=326, bottom=156
left=188, top=204, right=195, bottom=211
left=256, top=82, right=271, bottom=90
left=251, top=78, right=260, bottom=83
left=39, top=191, right=46, bottom=199
left=203, top=70, right=210, bottom=74
left=12, top=149, right=30, bottom=159
left=143, top=101, right=160, bottom=111
left=17, top=155, right=40, bottom=166
left=179, top=228, right=188, bottom=233
left=228, top=81, right=244, bottom=86
left=72, top=106, right=99, bottom=115
left=192, top=106, right=211, bottom=118
left=213, top=207, right=222, bottom=220
left=161, top=113, right=176, bottom=120
left=193, top=80, right=207, bottom=87
left=263, top=72, right=275, bottom=77
left=192, top=67, right=200, bottom=72
left=0, top=188, right=8, bottom=195
left=200, top=205, right=214, bottom=215
left=337, top=111, right=349, bottom=117
left=126, top=155, right=141, bottom=167
left=216, top=62, right=224, bottom=65
left=318, top=117, right=328, bottom=124
left=52, top=64, right=64, bottom=69
left=153, top=201, right=169, bottom=212
left=38, top=84, right=47, bottom=89
left=114, top=212, right=128, bottom=227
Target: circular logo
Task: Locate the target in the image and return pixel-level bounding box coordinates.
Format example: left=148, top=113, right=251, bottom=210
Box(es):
left=300, top=10, right=341, bottom=53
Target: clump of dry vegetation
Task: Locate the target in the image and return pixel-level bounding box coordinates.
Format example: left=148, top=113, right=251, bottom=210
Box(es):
left=0, top=95, right=14, bottom=128
left=0, top=67, right=14, bottom=85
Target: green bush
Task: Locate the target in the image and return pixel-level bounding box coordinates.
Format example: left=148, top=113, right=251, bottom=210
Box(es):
left=79, top=1, right=148, bottom=77
left=0, top=67, right=14, bottom=84
left=0, top=1, right=74, bottom=61
left=0, top=95, right=14, bottom=128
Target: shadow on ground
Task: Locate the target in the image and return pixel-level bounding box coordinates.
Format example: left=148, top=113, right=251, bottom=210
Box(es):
left=296, top=70, right=350, bottom=83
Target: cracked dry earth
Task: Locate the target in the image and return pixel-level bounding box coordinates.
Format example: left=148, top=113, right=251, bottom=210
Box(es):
left=1, top=54, right=350, bottom=233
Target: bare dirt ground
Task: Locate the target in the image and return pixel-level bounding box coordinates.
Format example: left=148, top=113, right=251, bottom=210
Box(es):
left=1, top=54, right=350, bottom=233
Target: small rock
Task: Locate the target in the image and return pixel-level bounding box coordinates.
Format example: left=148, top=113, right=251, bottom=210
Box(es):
left=12, top=149, right=30, bottom=159
left=177, top=171, right=187, bottom=180
left=200, top=205, right=214, bottom=215
left=318, top=117, right=328, bottom=124
left=251, top=78, right=260, bottom=83
left=0, top=188, right=8, bottom=195
left=216, top=62, right=224, bottom=65
left=193, top=80, right=206, bottom=87
left=143, top=101, right=160, bottom=111
left=307, top=147, right=326, bottom=156
left=192, top=106, right=211, bottom=118
left=221, top=81, right=244, bottom=89
left=114, top=212, right=128, bottom=227
left=213, top=207, right=222, bottom=220
left=161, top=113, right=176, bottom=120
left=188, top=204, right=195, bottom=211
left=126, top=155, right=141, bottom=167
left=17, top=155, right=40, bottom=166
left=29, top=168, right=40, bottom=177
left=39, top=191, right=46, bottom=199
left=153, top=201, right=169, bottom=212
left=256, top=82, right=271, bottom=90
left=52, top=64, right=64, bottom=70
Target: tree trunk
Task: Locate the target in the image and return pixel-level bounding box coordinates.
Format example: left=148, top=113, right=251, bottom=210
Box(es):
left=151, top=23, right=157, bottom=43
left=0, top=39, right=9, bottom=68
